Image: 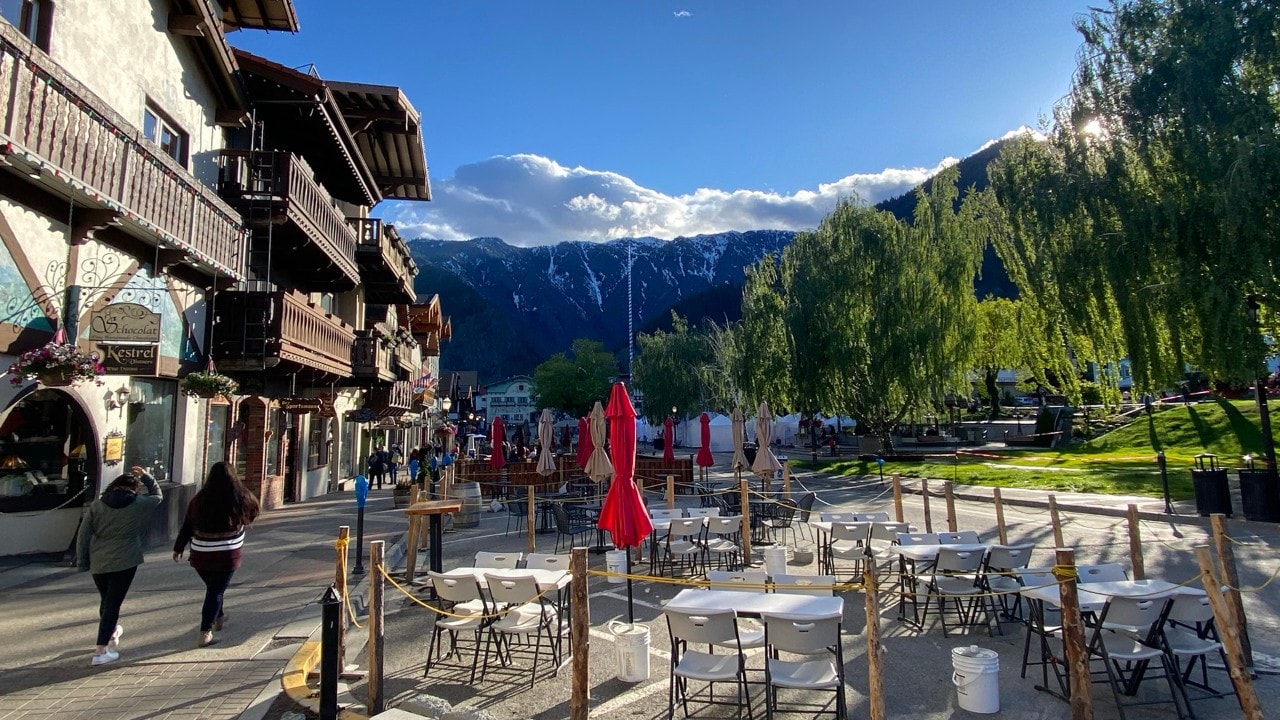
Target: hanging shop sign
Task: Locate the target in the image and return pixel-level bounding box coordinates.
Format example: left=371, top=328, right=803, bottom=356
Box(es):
left=91, top=304, right=161, bottom=343
left=102, top=430, right=124, bottom=466
left=317, top=396, right=337, bottom=418
left=346, top=408, right=377, bottom=424
left=279, top=397, right=323, bottom=415
left=98, top=343, right=159, bottom=375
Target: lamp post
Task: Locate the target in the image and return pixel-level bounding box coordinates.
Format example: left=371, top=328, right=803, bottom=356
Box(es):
left=1247, top=296, right=1277, bottom=480
left=1157, top=450, right=1172, bottom=514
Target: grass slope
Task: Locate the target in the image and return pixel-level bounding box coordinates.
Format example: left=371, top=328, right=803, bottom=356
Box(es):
left=814, top=399, right=1277, bottom=499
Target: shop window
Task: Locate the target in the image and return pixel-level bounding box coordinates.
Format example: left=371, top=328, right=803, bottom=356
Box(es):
left=0, top=0, right=52, bottom=51
left=339, top=418, right=355, bottom=478
left=125, top=379, right=177, bottom=481
left=266, top=407, right=282, bottom=476
left=307, top=417, right=329, bottom=470
left=143, top=103, right=188, bottom=166
left=206, top=403, right=230, bottom=469
left=0, top=389, right=93, bottom=513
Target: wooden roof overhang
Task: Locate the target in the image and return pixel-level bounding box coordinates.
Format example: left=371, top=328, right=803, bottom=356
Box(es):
left=233, top=49, right=379, bottom=207
left=220, top=0, right=299, bottom=32
left=168, top=0, right=247, bottom=122
left=327, top=81, right=431, bottom=202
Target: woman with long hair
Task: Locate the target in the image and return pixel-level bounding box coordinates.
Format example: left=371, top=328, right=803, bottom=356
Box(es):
left=77, top=466, right=162, bottom=666
left=173, top=462, right=260, bottom=647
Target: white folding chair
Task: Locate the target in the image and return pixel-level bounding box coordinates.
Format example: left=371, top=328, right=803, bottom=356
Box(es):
left=851, top=511, right=890, bottom=522
left=424, top=572, right=489, bottom=684
left=705, top=515, right=745, bottom=571
left=1088, top=594, right=1186, bottom=719
left=867, top=522, right=911, bottom=576
left=1163, top=593, right=1233, bottom=706
left=981, top=544, right=1036, bottom=621
left=825, top=522, right=872, bottom=580
left=687, top=507, right=721, bottom=518
left=474, top=551, right=522, bottom=568
left=1077, top=563, right=1129, bottom=583
left=772, top=574, right=837, bottom=597
left=664, top=608, right=754, bottom=720
left=922, top=547, right=997, bottom=637
left=651, top=508, right=686, bottom=520
left=819, top=511, right=856, bottom=522
left=761, top=612, right=846, bottom=719
left=937, top=531, right=981, bottom=544
left=482, top=573, right=560, bottom=687
left=660, top=518, right=706, bottom=577
left=523, top=553, right=570, bottom=571
left=706, top=570, right=769, bottom=591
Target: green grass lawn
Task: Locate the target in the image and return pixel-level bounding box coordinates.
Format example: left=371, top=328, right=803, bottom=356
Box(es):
left=799, top=399, right=1278, bottom=499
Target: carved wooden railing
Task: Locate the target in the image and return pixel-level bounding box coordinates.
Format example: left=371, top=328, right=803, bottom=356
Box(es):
left=0, top=24, right=244, bottom=277
left=352, top=332, right=397, bottom=383
left=212, top=290, right=353, bottom=378
left=218, top=150, right=359, bottom=283
left=348, top=217, right=416, bottom=301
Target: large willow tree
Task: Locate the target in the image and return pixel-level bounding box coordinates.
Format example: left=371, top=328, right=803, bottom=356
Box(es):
left=633, top=313, right=735, bottom=423
left=988, top=0, right=1280, bottom=390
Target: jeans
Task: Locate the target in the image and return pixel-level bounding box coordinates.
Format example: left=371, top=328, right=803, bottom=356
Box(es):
left=389, top=464, right=398, bottom=485
left=92, top=567, right=137, bottom=646
left=196, top=568, right=235, bottom=632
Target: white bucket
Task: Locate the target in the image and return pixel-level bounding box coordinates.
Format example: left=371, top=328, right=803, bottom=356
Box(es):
left=605, top=549, right=628, bottom=584
left=608, top=620, right=651, bottom=682
left=764, top=546, right=788, bottom=578
left=951, top=645, right=999, bottom=713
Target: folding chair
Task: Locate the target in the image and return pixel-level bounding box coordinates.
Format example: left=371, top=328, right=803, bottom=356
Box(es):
left=922, top=547, right=998, bottom=636
left=706, top=570, right=769, bottom=591
left=474, top=551, right=522, bottom=568
left=825, top=521, right=872, bottom=580
left=664, top=608, right=754, bottom=719
left=1162, top=593, right=1234, bottom=707
left=761, top=612, right=846, bottom=719
left=424, top=572, right=490, bottom=684
left=687, top=507, right=721, bottom=518
left=704, top=516, right=745, bottom=571
left=1077, top=563, right=1129, bottom=583
left=1017, top=568, right=1064, bottom=686
left=980, top=544, right=1036, bottom=622
left=651, top=508, right=686, bottom=520
left=771, top=574, right=837, bottom=597
left=819, top=511, right=856, bottom=522
left=523, top=553, right=570, bottom=571
left=851, top=511, right=890, bottom=522
left=660, top=518, right=706, bottom=577
left=866, top=522, right=911, bottom=577
left=1087, top=594, right=1187, bottom=719
left=937, top=530, right=981, bottom=543
left=482, top=573, right=561, bottom=688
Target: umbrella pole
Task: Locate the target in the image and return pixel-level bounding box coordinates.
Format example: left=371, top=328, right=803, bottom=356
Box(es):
left=626, top=551, right=635, bottom=623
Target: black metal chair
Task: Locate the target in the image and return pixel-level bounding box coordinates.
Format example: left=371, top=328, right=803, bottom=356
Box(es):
left=551, top=503, right=593, bottom=553
left=765, top=500, right=800, bottom=547
left=504, top=497, right=529, bottom=537
left=794, top=492, right=817, bottom=542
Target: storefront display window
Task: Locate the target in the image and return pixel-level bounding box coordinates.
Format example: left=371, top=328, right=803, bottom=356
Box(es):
left=339, top=419, right=355, bottom=478
left=266, top=407, right=282, bottom=477
left=307, top=416, right=329, bottom=470
left=206, top=403, right=229, bottom=469
left=124, top=379, right=177, bottom=481
left=0, top=389, right=94, bottom=512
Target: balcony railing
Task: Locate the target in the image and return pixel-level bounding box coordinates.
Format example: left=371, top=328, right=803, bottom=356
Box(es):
left=211, top=290, right=354, bottom=378
left=218, top=150, right=359, bottom=286
left=349, top=218, right=417, bottom=302
left=367, top=380, right=413, bottom=418
left=0, top=24, right=244, bottom=278
left=352, top=333, right=397, bottom=383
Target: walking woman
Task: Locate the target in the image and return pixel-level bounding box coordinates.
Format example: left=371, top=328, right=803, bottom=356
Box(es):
left=77, top=466, right=163, bottom=666
left=173, top=462, right=260, bottom=648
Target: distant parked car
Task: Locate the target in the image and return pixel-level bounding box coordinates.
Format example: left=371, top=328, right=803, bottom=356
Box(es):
left=1015, top=396, right=1039, bottom=406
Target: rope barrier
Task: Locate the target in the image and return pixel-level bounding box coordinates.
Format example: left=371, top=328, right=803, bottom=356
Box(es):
left=1222, top=561, right=1280, bottom=593
left=376, top=565, right=563, bottom=620
left=1056, top=511, right=1126, bottom=532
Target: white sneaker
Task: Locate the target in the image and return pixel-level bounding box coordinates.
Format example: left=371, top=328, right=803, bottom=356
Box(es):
left=91, top=649, right=119, bottom=666
left=109, top=625, right=123, bottom=649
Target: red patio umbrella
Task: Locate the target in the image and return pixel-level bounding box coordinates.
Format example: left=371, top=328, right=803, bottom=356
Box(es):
left=597, top=382, right=652, bottom=622
left=576, top=416, right=593, bottom=468
left=663, top=416, right=675, bottom=462
left=695, top=413, right=714, bottom=468
left=489, top=416, right=506, bottom=469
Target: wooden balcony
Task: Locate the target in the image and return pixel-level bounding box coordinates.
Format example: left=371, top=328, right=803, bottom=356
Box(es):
left=0, top=24, right=244, bottom=278
left=217, top=150, right=360, bottom=289
left=210, top=289, right=354, bottom=380
left=352, top=331, right=418, bottom=383
left=367, top=380, right=413, bottom=418
left=350, top=218, right=417, bottom=303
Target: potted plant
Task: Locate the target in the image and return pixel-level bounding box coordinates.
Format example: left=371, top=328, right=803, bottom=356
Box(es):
left=393, top=477, right=415, bottom=508
left=182, top=369, right=239, bottom=400
left=6, top=340, right=104, bottom=387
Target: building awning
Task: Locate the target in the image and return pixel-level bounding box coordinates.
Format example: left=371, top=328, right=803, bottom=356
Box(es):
left=220, top=0, right=299, bottom=32
left=327, top=81, right=431, bottom=201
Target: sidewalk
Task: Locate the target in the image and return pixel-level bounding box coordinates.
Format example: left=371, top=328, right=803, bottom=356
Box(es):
left=0, top=490, right=408, bottom=720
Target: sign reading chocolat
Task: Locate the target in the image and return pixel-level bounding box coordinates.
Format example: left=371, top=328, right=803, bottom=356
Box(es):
left=91, top=303, right=161, bottom=343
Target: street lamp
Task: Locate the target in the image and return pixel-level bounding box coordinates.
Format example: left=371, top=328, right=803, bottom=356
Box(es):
left=1247, top=296, right=1277, bottom=479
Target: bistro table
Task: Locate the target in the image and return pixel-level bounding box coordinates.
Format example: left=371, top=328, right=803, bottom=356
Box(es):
left=666, top=588, right=844, bottom=619
left=404, top=499, right=464, bottom=586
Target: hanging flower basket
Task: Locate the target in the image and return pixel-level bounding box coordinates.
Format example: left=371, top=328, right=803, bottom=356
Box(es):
left=182, top=370, right=239, bottom=400
left=7, top=342, right=104, bottom=388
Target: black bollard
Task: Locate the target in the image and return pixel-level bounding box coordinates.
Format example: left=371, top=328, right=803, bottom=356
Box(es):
left=1158, top=450, right=1172, bottom=514
left=353, top=504, right=366, bottom=575
left=320, top=584, right=341, bottom=720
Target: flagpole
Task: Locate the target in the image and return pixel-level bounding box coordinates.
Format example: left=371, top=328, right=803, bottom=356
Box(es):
left=627, top=238, right=634, bottom=376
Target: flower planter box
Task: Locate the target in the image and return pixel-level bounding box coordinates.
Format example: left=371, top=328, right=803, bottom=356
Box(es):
left=37, top=368, right=77, bottom=387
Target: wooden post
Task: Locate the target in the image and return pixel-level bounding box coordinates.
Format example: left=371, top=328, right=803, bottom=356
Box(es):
left=403, top=514, right=421, bottom=582
left=526, top=485, right=536, bottom=555
left=864, top=555, right=886, bottom=720
left=335, top=525, right=349, bottom=665
left=416, top=490, right=431, bottom=547
left=921, top=479, right=933, bottom=533
left=367, top=540, right=385, bottom=715
left=782, top=460, right=792, bottom=499
left=666, top=475, right=675, bottom=509
left=944, top=481, right=958, bottom=533
left=739, top=474, right=752, bottom=563
left=1053, top=548, right=1093, bottom=720
left=1193, top=545, right=1263, bottom=718
left=1048, top=494, right=1064, bottom=547
left=570, top=547, right=590, bottom=720
left=1126, top=504, right=1145, bottom=581
left=1211, top=514, right=1254, bottom=673
left=993, top=488, right=1007, bottom=545
left=891, top=474, right=904, bottom=523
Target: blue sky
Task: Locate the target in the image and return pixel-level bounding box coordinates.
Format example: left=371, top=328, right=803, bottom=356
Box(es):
left=231, top=2, right=1092, bottom=245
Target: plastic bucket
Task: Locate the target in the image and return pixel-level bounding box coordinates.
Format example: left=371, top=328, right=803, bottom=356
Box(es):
left=605, top=549, right=628, bottom=584
left=608, top=620, right=651, bottom=682
left=451, top=482, right=482, bottom=528
left=764, top=546, right=788, bottom=578
left=952, top=645, right=999, bottom=713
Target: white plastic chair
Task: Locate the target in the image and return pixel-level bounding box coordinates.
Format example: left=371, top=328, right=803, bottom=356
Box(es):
left=474, top=551, right=522, bottom=569
left=424, top=571, right=489, bottom=684
left=819, top=511, right=856, bottom=522
left=937, top=531, right=981, bottom=544
left=704, top=515, right=744, bottom=571
left=687, top=507, right=720, bottom=518
left=651, top=508, right=686, bottom=520
left=523, top=553, right=570, bottom=571
left=482, top=573, right=560, bottom=687
left=851, top=511, right=890, bottom=522
left=921, top=547, right=996, bottom=636
left=761, top=612, right=846, bottom=719
left=663, top=608, right=754, bottom=719
left=660, top=517, right=705, bottom=577
left=826, top=522, right=872, bottom=580
left=772, top=574, right=837, bottom=597
left=981, top=544, right=1036, bottom=621
left=1077, top=563, right=1129, bottom=583
left=1087, top=594, right=1185, bottom=719
left=706, top=570, right=769, bottom=591
left=1163, top=593, right=1232, bottom=705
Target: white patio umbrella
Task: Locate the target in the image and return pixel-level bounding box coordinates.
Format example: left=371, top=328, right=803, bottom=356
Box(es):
left=752, top=401, right=783, bottom=480
left=537, top=408, right=557, bottom=478
left=585, top=401, right=614, bottom=482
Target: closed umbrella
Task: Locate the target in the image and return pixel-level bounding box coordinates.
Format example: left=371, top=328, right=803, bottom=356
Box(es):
left=562, top=425, right=573, bottom=455
left=489, top=417, right=506, bottom=470
left=586, top=401, right=613, bottom=482
left=576, top=416, right=592, bottom=468
left=696, top=412, right=716, bottom=468
left=597, top=382, right=651, bottom=622
left=514, top=422, right=527, bottom=460
left=536, top=408, right=557, bottom=478
left=752, top=401, right=783, bottom=480
left=730, top=407, right=749, bottom=471
left=662, top=416, right=675, bottom=463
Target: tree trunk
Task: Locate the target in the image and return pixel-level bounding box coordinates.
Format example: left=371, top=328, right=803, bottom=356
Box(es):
left=810, top=410, right=819, bottom=462
left=985, top=368, right=1001, bottom=421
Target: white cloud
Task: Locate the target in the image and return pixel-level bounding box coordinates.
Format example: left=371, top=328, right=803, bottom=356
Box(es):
left=386, top=132, right=1028, bottom=246
left=674, top=10, right=692, bottom=17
